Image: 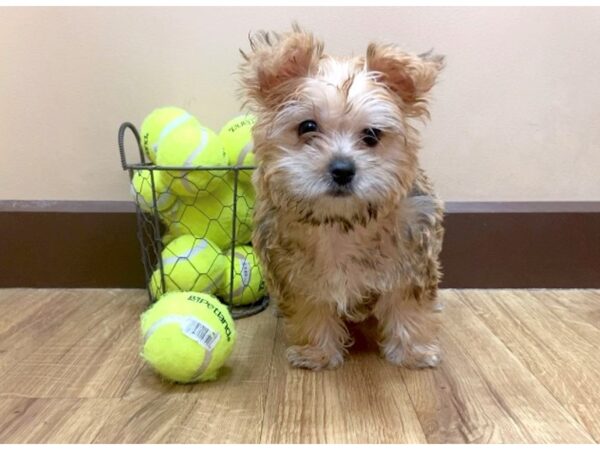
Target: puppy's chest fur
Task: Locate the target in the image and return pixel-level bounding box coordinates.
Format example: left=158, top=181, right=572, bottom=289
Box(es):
left=281, top=213, right=403, bottom=315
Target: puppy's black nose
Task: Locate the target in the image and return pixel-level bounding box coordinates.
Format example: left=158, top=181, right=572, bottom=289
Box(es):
left=329, top=158, right=356, bottom=186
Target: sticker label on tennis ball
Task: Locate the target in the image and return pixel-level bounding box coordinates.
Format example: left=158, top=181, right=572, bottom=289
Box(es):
left=182, top=317, right=220, bottom=351
left=186, top=294, right=234, bottom=342
left=240, top=258, right=251, bottom=287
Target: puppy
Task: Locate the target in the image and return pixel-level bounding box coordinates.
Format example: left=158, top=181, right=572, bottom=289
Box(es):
left=238, top=25, right=445, bottom=370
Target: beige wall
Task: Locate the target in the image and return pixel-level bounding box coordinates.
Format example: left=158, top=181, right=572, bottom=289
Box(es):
left=1, top=7, right=599, bottom=202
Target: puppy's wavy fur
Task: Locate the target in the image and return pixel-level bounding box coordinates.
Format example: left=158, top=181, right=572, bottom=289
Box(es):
left=239, top=25, right=445, bottom=370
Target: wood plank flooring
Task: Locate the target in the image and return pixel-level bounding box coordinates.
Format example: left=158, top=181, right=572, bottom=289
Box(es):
left=0, top=288, right=598, bottom=443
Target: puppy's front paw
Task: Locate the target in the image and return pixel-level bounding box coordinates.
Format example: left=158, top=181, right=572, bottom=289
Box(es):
left=383, top=343, right=441, bottom=369
left=286, top=345, right=344, bottom=371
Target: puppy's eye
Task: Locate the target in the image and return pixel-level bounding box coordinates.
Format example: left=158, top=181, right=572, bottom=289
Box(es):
left=362, top=128, right=381, bottom=147
left=298, top=120, right=318, bottom=135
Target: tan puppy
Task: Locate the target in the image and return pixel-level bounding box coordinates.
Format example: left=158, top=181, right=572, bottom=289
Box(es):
left=238, top=25, right=445, bottom=370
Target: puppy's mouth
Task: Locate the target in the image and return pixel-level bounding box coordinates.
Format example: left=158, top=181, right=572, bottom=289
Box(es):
left=327, top=184, right=353, bottom=197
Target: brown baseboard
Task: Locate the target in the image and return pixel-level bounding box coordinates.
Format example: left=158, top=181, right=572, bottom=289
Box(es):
left=0, top=201, right=143, bottom=289
left=1, top=201, right=599, bottom=289
left=442, top=202, right=600, bottom=288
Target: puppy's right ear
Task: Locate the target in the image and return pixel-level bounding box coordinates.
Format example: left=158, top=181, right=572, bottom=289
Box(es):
left=238, top=25, right=324, bottom=110
left=366, top=43, right=445, bottom=118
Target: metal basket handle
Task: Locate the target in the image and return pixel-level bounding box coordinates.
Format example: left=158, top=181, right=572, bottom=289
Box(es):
left=118, top=122, right=146, bottom=169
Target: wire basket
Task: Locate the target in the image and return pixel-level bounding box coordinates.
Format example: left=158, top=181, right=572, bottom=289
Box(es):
left=118, top=122, right=269, bottom=319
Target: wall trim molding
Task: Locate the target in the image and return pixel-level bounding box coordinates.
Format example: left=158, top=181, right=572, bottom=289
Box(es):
left=3, top=200, right=600, bottom=214
left=444, top=201, right=600, bottom=213
left=1, top=200, right=599, bottom=289
left=0, top=200, right=135, bottom=213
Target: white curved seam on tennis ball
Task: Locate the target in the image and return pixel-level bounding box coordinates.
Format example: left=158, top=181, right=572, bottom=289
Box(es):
left=162, top=239, right=209, bottom=266
left=203, top=272, right=224, bottom=295
left=183, top=127, right=209, bottom=167
left=191, top=348, right=214, bottom=381
left=163, top=198, right=183, bottom=222
left=131, top=173, right=173, bottom=211
left=156, top=113, right=193, bottom=153
left=156, top=191, right=175, bottom=210
left=148, top=192, right=173, bottom=211
left=230, top=251, right=251, bottom=298
left=144, top=315, right=190, bottom=343
left=236, top=142, right=254, bottom=166
left=180, top=173, right=196, bottom=194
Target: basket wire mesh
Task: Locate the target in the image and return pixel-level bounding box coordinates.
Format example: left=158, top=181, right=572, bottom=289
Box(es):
left=118, top=122, right=269, bottom=319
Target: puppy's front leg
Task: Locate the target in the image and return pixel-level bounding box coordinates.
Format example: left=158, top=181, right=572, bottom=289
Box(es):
left=373, top=286, right=441, bottom=369
left=282, top=298, right=349, bottom=371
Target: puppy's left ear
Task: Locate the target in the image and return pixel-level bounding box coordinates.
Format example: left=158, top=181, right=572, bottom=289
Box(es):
left=366, top=44, right=445, bottom=117
left=238, top=25, right=324, bottom=111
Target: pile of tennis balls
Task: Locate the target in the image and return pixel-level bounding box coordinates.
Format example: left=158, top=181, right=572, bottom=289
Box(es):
left=130, top=107, right=266, bottom=383
left=131, top=106, right=266, bottom=307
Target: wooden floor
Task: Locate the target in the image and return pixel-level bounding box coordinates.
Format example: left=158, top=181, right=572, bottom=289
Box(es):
left=0, top=289, right=599, bottom=443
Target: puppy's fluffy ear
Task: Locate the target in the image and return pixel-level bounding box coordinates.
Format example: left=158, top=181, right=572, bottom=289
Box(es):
left=239, top=24, right=324, bottom=110
left=366, top=43, right=445, bottom=117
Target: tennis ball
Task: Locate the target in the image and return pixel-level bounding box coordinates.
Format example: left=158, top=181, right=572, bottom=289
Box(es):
left=149, top=234, right=226, bottom=299
left=140, top=107, right=198, bottom=163
left=141, top=291, right=237, bottom=383
left=219, top=114, right=257, bottom=183
left=165, top=178, right=253, bottom=249
left=130, top=169, right=177, bottom=214
left=218, top=246, right=266, bottom=305
left=235, top=182, right=255, bottom=240
left=156, top=121, right=228, bottom=197
left=221, top=180, right=254, bottom=246
left=161, top=229, right=178, bottom=246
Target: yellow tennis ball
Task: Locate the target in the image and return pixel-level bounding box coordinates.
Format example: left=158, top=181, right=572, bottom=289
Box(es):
left=165, top=179, right=252, bottom=249
left=156, top=121, right=228, bottom=197
left=149, top=234, right=226, bottom=299
left=235, top=182, right=256, bottom=241
left=140, top=107, right=198, bottom=163
left=218, top=246, right=266, bottom=306
left=220, top=180, right=254, bottom=246
left=219, top=114, right=257, bottom=183
left=130, top=169, right=177, bottom=214
left=161, top=229, right=178, bottom=246
left=141, top=291, right=237, bottom=383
